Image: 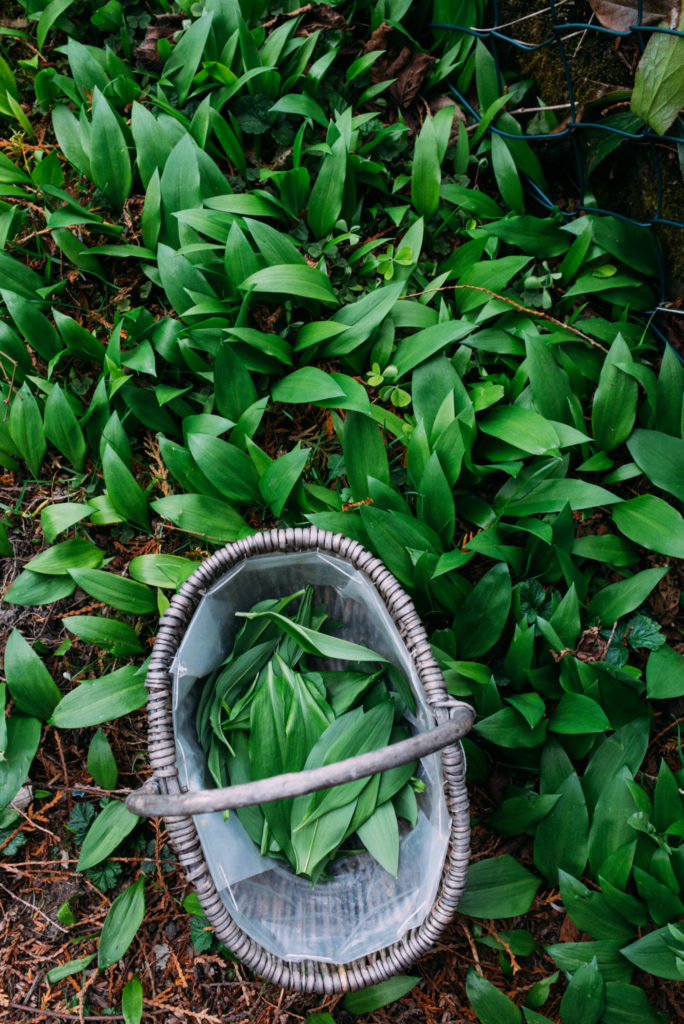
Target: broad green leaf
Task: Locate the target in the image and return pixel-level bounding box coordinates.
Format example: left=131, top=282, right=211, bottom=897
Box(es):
left=613, top=494, right=684, bottom=558
left=627, top=429, right=684, bottom=504
left=237, top=610, right=387, bottom=664
left=545, top=941, right=632, bottom=983
left=90, top=89, right=132, bottom=214
left=559, top=957, right=604, bottom=1024
left=491, top=132, right=524, bottom=213
left=0, top=714, right=41, bottom=808
left=343, top=976, right=420, bottom=1014
left=621, top=925, right=684, bottom=981
left=9, top=383, right=46, bottom=477
left=534, top=757, right=588, bottom=882
left=582, top=718, right=650, bottom=814
left=412, top=111, right=451, bottom=219
left=98, top=878, right=145, bottom=969
left=458, top=855, right=540, bottom=919
left=549, top=694, right=611, bottom=735
left=87, top=728, right=118, bottom=790
left=27, top=538, right=104, bottom=575
left=43, top=384, right=86, bottom=471
left=240, top=264, right=338, bottom=305
left=122, top=976, right=143, bottom=1024
left=452, top=563, right=511, bottom=659
left=655, top=341, right=684, bottom=436
left=163, top=10, right=214, bottom=105
left=62, top=615, right=144, bottom=657
left=479, top=407, right=559, bottom=455
left=214, top=341, right=258, bottom=422
left=102, top=444, right=149, bottom=529
left=151, top=494, right=247, bottom=542
left=588, top=567, right=669, bottom=623
left=602, top=982, right=661, bottom=1024
left=631, top=30, right=684, bottom=135
left=646, top=644, right=684, bottom=699
left=592, top=336, right=637, bottom=452
left=571, top=534, right=638, bottom=567
left=128, top=554, right=200, bottom=589
left=68, top=569, right=156, bottom=615
left=188, top=433, right=260, bottom=504
left=4, top=570, right=77, bottom=606
left=489, top=794, right=560, bottom=836
left=558, top=872, right=635, bottom=942
left=51, top=665, right=146, bottom=728
left=46, top=955, right=96, bottom=984
left=258, top=443, right=309, bottom=516
left=40, top=502, right=92, bottom=544
left=418, top=452, right=455, bottom=545
left=587, top=767, right=638, bottom=877
left=78, top=800, right=139, bottom=871
left=498, top=478, right=620, bottom=516
left=272, top=368, right=345, bottom=404
left=308, top=133, right=347, bottom=238
left=393, top=320, right=474, bottom=377
left=343, top=412, right=389, bottom=501
left=356, top=799, right=399, bottom=876
left=322, top=281, right=404, bottom=357
left=466, top=969, right=522, bottom=1024
left=4, top=629, right=61, bottom=720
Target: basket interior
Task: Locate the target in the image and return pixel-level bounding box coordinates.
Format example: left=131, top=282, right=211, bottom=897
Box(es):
left=171, top=550, right=451, bottom=964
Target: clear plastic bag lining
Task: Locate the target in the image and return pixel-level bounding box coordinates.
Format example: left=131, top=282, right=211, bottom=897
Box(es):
left=171, top=550, right=450, bottom=964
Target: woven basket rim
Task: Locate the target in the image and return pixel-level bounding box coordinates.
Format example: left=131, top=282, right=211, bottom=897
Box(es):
left=142, top=526, right=471, bottom=993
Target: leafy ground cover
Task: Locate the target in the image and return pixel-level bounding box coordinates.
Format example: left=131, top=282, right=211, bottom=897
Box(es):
left=0, top=0, right=683, bottom=1021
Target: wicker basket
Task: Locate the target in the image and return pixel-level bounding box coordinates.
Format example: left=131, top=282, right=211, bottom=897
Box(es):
left=127, top=527, right=474, bottom=993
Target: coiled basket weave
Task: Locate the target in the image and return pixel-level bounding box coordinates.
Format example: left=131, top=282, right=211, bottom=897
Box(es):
left=127, top=527, right=474, bottom=993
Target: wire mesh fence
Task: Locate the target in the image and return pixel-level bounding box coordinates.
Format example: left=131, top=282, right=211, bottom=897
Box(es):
left=436, top=0, right=684, bottom=327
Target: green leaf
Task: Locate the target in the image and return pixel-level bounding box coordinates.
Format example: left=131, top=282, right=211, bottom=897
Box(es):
left=343, top=412, right=389, bottom=502
left=559, top=957, right=604, bottom=1024
left=62, top=616, right=144, bottom=657
left=163, top=10, right=213, bottom=105
left=588, top=567, right=669, bottom=624
left=343, top=976, right=420, bottom=1014
left=479, top=407, right=559, bottom=455
left=356, top=799, right=399, bottom=876
left=491, top=132, right=524, bottom=213
left=187, top=434, right=260, bottom=504
left=102, top=444, right=150, bottom=529
left=582, top=718, right=650, bottom=814
left=9, top=383, right=46, bottom=477
left=587, top=767, right=638, bottom=877
left=499, top=478, right=620, bottom=517
left=90, top=89, right=132, bottom=214
left=466, top=968, right=522, bottom=1024
left=87, top=728, right=118, bottom=790
left=238, top=610, right=386, bottom=664
left=68, top=569, right=156, bottom=615
left=626, top=429, right=684, bottom=505
left=558, top=871, right=635, bottom=943
left=452, top=563, right=511, bottom=659
left=272, top=368, right=346, bottom=404
left=602, top=982, right=661, bottom=1024
left=621, top=925, right=684, bottom=981
left=546, top=941, right=632, bottom=983
left=534, top=751, right=588, bottom=883
left=78, top=801, right=139, bottom=871
left=27, top=538, right=104, bottom=576
left=122, top=976, right=143, bottom=1024
left=549, top=694, right=611, bottom=735
left=240, top=264, right=338, bottom=305
left=151, top=494, right=247, bottom=542
left=646, top=644, right=684, bottom=699
left=50, top=665, right=146, bottom=728
left=98, top=878, right=145, bottom=969
left=258, top=443, right=309, bottom=516
left=3, top=569, right=77, bottom=606
left=393, top=320, right=474, bottom=378
left=458, top=855, right=541, bottom=918
left=412, top=112, right=448, bottom=219
left=127, top=554, right=200, bottom=589
left=0, top=715, right=41, bottom=808
left=591, top=336, right=638, bottom=452
left=46, top=955, right=96, bottom=984
left=308, top=133, right=347, bottom=238
left=4, top=629, right=61, bottom=720
left=43, top=384, right=86, bottom=471
left=613, top=494, right=684, bottom=558
left=631, top=30, right=684, bottom=135
left=40, top=502, right=92, bottom=544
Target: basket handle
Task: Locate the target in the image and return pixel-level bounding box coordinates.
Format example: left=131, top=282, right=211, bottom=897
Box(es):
left=126, top=703, right=474, bottom=817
